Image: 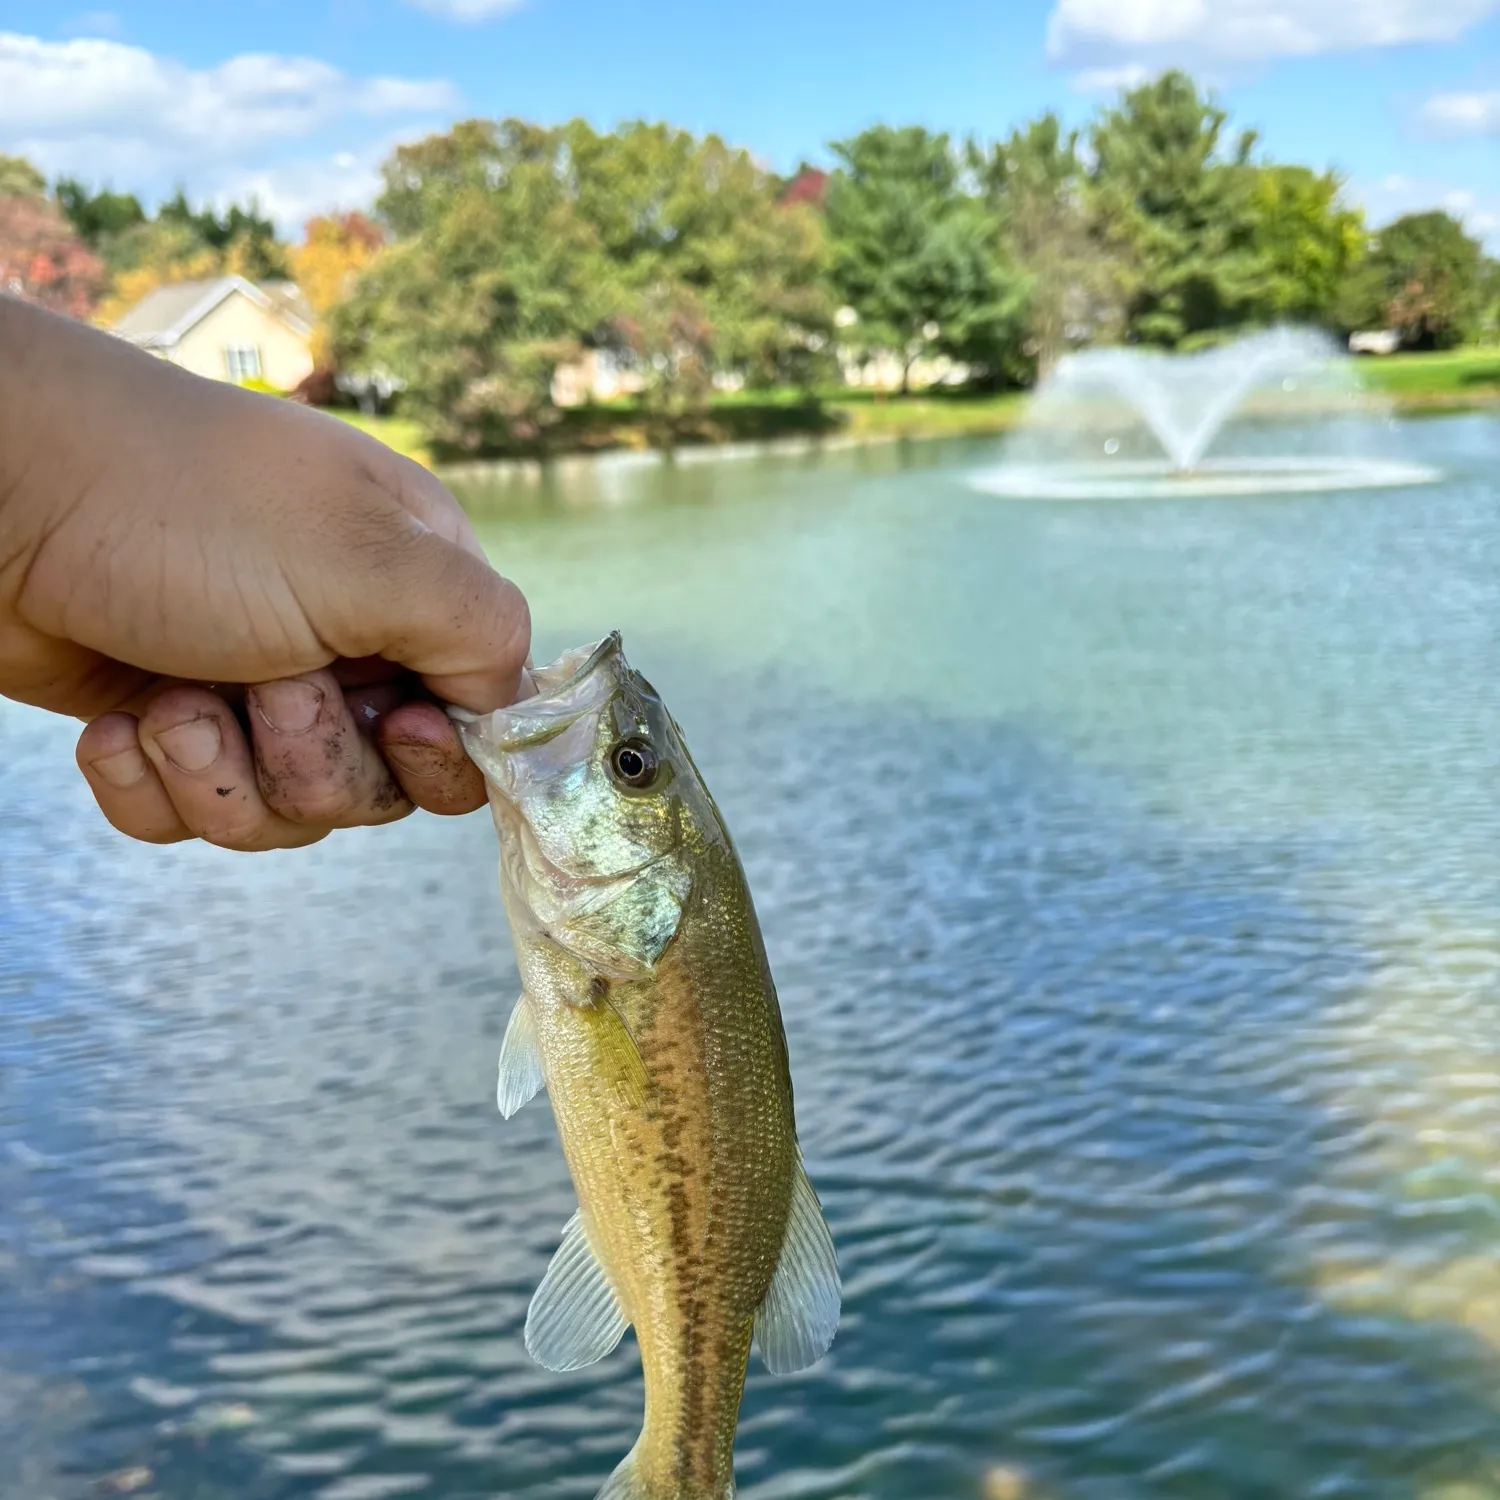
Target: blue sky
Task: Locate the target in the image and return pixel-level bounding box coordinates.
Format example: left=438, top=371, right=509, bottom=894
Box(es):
left=2, top=0, right=1497, bottom=245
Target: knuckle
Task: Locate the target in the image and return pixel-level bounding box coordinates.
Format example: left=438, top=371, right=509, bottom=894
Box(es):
left=139, top=687, right=218, bottom=734
left=205, top=815, right=275, bottom=851
left=255, top=746, right=360, bottom=824
left=194, top=788, right=275, bottom=849
left=257, top=759, right=409, bottom=828
left=260, top=776, right=355, bottom=825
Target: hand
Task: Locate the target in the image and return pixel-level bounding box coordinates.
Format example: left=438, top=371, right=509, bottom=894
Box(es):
left=0, top=297, right=529, bottom=851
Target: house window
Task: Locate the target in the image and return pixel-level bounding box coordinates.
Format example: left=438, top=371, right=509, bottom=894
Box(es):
left=224, top=346, right=262, bottom=383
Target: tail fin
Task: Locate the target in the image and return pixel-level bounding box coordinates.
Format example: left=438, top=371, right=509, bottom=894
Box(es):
left=595, top=1448, right=733, bottom=1500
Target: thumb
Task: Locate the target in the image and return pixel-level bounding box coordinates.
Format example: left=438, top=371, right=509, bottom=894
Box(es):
left=310, top=515, right=532, bottom=714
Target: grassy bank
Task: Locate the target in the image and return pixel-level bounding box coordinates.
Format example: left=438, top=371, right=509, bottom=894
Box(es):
left=331, top=347, right=1500, bottom=469
left=830, top=387, right=1028, bottom=438
left=330, top=410, right=435, bottom=467
left=1352, top=346, right=1500, bottom=402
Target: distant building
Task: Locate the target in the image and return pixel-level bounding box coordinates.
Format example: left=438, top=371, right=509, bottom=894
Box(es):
left=110, top=275, right=316, bottom=390
left=831, top=306, right=972, bottom=391
left=779, top=167, right=830, bottom=210
left=1349, top=329, right=1402, bottom=356
left=551, top=346, right=647, bottom=408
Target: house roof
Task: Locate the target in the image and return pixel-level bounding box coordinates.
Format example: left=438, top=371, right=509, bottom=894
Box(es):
left=779, top=167, right=830, bottom=210
left=112, top=274, right=314, bottom=349
left=259, top=280, right=316, bottom=333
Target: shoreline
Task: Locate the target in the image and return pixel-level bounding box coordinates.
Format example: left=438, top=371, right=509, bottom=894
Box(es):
left=332, top=373, right=1500, bottom=477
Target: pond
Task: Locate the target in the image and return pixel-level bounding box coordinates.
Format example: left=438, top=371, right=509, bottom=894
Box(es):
left=4, top=414, right=1500, bottom=1500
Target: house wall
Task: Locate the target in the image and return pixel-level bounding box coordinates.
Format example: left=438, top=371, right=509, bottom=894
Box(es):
left=837, top=348, right=971, bottom=391
left=551, top=348, right=647, bottom=408
left=171, top=291, right=314, bottom=390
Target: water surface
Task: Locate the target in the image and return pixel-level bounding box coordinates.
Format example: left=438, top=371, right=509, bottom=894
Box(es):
left=4, top=416, right=1500, bottom=1500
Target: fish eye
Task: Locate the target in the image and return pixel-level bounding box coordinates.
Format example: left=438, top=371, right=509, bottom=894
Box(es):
left=609, top=737, right=659, bottom=789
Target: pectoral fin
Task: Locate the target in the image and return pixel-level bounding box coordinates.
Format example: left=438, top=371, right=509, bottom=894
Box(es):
left=525, top=1210, right=629, bottom=1371
left=754, top=1160, right=840, bottom=1375
left=496, top=992, right=545, bottom=1120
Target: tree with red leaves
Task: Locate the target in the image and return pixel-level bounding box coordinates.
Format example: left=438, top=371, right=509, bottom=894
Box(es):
left=0, top=193, right=105, bottom=320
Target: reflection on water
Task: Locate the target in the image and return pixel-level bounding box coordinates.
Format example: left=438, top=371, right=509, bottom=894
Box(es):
left=3, top=416, right=1500, bottom=1499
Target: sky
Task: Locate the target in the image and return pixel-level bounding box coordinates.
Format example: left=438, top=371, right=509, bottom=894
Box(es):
left=1, top=0, right=1497, bottom=246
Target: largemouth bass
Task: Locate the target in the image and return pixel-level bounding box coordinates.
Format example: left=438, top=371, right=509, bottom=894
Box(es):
left=452, top=634, right=839, bottom=1500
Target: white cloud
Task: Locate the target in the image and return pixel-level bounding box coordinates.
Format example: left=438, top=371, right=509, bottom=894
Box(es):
left=1048, top=0, right=1500, bottom=72
left=1419, top=89, right=1500, bottom=136
left=0, top=32, right=457, bottom=203
left=214, top=140, right=407, bottom=234
left=404, top=0, right=526, bottom=18
left=1355, top=172, right=1500, bottom=251
left=1070, top=63, right=1150, bottom=93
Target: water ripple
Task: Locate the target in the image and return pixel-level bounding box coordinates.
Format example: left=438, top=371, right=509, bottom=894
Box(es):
left=4, top=418, right=1500, bottom=1498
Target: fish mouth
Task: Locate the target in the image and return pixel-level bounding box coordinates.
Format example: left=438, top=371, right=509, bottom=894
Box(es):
left=449, top=634, right=623, bottom=754
left=525, top=633, right=622, bottom=698
left=472, top=634, right=658, bottom=891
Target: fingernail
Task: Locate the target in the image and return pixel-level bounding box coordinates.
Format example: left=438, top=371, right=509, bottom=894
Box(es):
left=154, top=717, right=223, bottom=773
left=384, top=742, right=446, bottom=779
left=251, top=679, right=324, bottom=735
left=91, top=746, right=148, bottom=789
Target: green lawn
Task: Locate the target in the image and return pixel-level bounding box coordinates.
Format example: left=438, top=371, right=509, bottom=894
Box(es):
left=828, top=388, right=1028, bottom=437
left=1355, top=346, right=1500, bottom=399
left=328, top=409, right=434, bottom=467
left=324, top=348, right=1500, bottom=469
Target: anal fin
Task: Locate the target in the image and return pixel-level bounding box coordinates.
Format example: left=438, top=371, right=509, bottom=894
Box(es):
left=526, top=1210, right=628, bottom=1371
left=754, top=1160, right=840, bottom=1375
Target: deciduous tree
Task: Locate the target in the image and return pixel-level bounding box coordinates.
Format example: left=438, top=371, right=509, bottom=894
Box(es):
left=825, top=125, right=1023, bottom=390
left=0, top=193, right=105, bottom=319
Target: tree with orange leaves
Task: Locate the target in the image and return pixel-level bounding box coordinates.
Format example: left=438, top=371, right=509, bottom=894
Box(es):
left=291, top=211, right=386, bottom=362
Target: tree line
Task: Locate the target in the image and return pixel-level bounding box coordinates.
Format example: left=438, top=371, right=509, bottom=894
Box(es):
left=2, top=71, right=1497, bottom=454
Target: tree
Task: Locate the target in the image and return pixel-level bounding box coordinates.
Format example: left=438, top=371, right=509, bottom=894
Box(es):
left=340, top=118, right=833, bottom=452
left=1089, top=71, right=1262, bottom=347
left=972, top=113, right=1128, bottom=378
left=156, top=190, right=288, bottom=280
left=374, top=119, right=507, bottom=240
left=94, top=217, right=221, bottom=324
left=1243, top=165, right=1365, bottom=326
left=1366, top=212, right=1483, bottom=350
left=1477, top=256, right=1500, bottom=345
left=825, top=125, right=1024, bottom=391
left=337, top=120, right=612, bottom=452
left=54, top=180, right=146, bottom=246
left=290, top=211, right=386, bottom=363
left=560, top=121, right=834, bottom=406
left=0, top=155, right=46, bottom=198
left=0, top=193, right=105, bottom=318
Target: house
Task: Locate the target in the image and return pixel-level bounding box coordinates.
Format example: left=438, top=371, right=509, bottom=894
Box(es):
left=831, top=306, right=972, bottom=391
left=1348, top=329, right=1402, bottom=356
left=110, top=275, right=316, bottom=390
left=551, top=346, right=646, bottom=408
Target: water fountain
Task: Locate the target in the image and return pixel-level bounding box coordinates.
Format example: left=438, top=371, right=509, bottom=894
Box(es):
left=971, top=327, right=1440, bottom=500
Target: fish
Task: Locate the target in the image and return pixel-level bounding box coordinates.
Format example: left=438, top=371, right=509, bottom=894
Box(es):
left=451, top=633, right=839, bottom=1500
